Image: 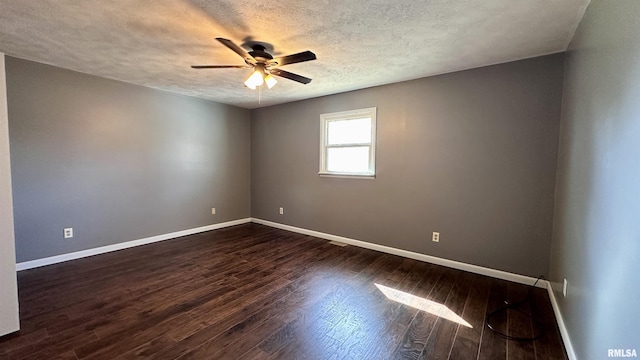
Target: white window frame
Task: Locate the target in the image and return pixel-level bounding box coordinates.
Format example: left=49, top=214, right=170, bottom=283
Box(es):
left=319, top=107, right=377, bottom=178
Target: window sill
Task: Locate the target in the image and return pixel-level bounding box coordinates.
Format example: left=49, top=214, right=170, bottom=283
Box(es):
left=318, top=172, right=375, bottom=179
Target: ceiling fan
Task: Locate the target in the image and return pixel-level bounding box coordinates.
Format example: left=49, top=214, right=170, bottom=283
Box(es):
left=192, top=38, right=316, bottom=90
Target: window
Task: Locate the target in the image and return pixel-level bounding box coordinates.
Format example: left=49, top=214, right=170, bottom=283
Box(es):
left=319, top=107, right=376, bottom=178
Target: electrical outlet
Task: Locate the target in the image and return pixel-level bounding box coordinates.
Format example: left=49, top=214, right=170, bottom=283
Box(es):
left=279, top=207, right=284, bottom=215
left=563, top=278, right=568, bottom=297
left=432, top=232, right=440, bottom=242
left=63, top=228, right=73, bottom=239
left=211, top=208, right=216, bottom=215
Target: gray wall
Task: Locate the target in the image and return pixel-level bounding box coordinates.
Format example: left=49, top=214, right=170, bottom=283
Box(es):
left=0, top=53, right=20, bottom=336
left=251, top=54, right=564, bottom=277
left=550, top=1, right=640, bottom=358
left=6, top=57, right=251, bottom=263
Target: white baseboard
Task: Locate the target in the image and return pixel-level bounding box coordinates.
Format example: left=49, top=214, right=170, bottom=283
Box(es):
left=16, top=218, right=251, bottom=271
left=250, top=218, right=546, bottom=288
left=546, top=280, right=577, bottom=360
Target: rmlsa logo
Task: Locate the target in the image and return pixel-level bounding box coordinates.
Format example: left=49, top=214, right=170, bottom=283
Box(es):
left=608, top=349, right=638, bottom=358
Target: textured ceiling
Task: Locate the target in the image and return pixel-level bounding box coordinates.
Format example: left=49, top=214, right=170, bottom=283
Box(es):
left=0, top=0, right=589, bottom=109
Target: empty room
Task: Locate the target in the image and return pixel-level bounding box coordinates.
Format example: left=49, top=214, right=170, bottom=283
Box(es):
left=1, top=0, right=639, bottom=359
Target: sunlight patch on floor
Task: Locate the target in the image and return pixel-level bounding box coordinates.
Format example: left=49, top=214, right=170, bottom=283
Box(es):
left=375, top=283, right=472, bottom=328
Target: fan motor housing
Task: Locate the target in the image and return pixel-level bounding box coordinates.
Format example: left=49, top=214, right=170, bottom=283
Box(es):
left=248, top=45, right=273, bottom=63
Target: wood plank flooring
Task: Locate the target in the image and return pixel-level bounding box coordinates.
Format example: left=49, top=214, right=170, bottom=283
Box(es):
left=0, top=223, right=567, bottom=359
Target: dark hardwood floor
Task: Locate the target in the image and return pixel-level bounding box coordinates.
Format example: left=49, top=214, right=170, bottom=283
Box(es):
left=0, top=223, right=567, bottom=359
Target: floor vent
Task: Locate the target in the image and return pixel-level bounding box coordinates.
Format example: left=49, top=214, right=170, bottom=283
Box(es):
left=328, top=241, right=348, bottom=247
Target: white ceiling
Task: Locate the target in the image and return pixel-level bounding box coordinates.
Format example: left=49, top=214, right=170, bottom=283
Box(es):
left=0, top=0, right=589, bottom=109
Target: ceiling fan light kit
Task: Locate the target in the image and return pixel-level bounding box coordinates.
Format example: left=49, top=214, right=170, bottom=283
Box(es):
left=192, top=38, right=316, bottom=91
left=264, top=74, right=277, bottom=89
left=244, top=65, right=265, bottom=90
left=243, top=63, right=278, bottom=90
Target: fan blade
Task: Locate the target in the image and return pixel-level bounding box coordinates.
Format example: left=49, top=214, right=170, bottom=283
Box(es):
left=271, top=51, right=316, bottom=66
left=191, top=65, right=251, bottom=69
left=216, top=38, right=253, bottom=60
left=270, top=69, right=312, bottom=84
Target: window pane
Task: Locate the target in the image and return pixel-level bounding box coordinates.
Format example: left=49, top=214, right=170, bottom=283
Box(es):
left=327, top=146, right=370, bottom=173
left=327, top=118, right=371, bottom=145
